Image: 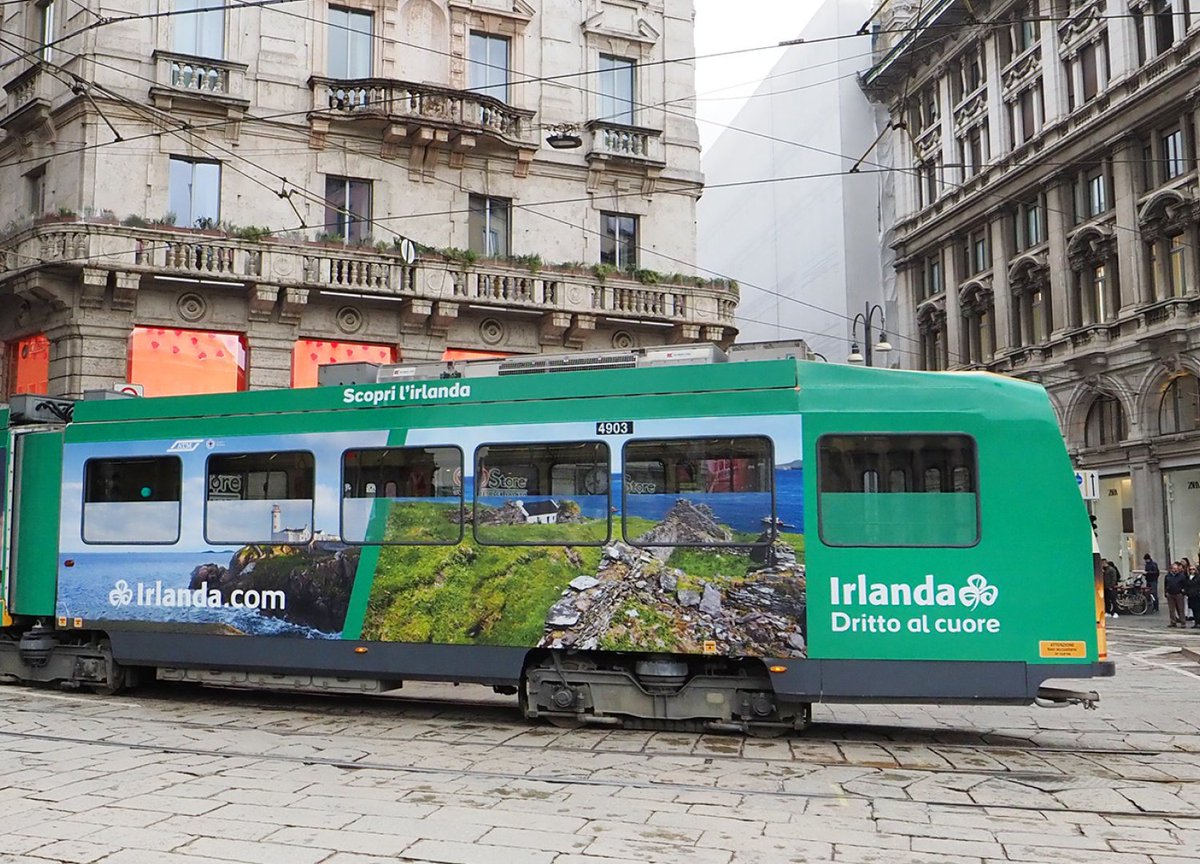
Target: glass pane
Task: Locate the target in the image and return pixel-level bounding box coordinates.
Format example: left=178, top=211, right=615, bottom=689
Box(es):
left=347, top=179, right=371, bottom=242
left=342, top=447, right=463, bottom=544
left=168, top=157, right=193, bottom=226
left=128, top=327, right=247, bottom=396
left=197, top=0, right=224, bottom=59
left=206, top=451, right=315, bottom=544
left=474, top=442, right=610, bottom=545
left=349, top=10, right=372, bottom=78
left=193, top=162, right=220, bottom=225
left=623, top=437, right=774, bottom=547
left=83, top=457, right=182, bottom=544
left=5, top=333, right=50, bottom=396
left=818, top=434, right=978, bottom=547
left=174, top=0, right=198, bottom=54
left=599, top=55, right=634, bottom=123
left=328, top=7, right=349, bottom=77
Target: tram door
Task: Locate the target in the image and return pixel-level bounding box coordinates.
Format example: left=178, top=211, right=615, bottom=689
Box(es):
left=4, top=429, right=63, bottom=619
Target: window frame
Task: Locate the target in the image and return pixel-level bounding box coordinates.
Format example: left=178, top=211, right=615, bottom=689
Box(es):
left=324, top=174, right=373, bottom=244
left=327, top=5, right=373, bottom=79
left=472, top=440, right=612, bottom=547
left=468, top=30, right=510, bottom=102
left=38, top=0, right=55, bottom=62
left=620, top=435, right=776, bottom=549
left=816, top=432, right=981, bottom=549
left=468, top=194, right=511, bottom=257
left=597, top=54, right=636, bottom=125
left=339, top=445, right=465, bottom=546
left=173, top=0, right=225, bottom=60
left=81, top=456, right=183, bottom=546
left=203, top=450, right=316, bottom=546
left=600, top=211, right=638, bottom=270
left=168, top=156, right=221, bottom=229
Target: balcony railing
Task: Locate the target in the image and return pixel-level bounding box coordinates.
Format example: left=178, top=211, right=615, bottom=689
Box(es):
left=151, top=51, right=249, bottom=105
left=1, top=65, right=54, bottom=133
left=0, top=220, right=738, bottom=332
left=584, top=120, right=664, bottom=165
left=309, top=77, right=537, bottom=148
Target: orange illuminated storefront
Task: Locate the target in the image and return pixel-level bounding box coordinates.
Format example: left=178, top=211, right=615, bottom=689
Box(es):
left=291, top=340, right=398, bottom=388
left=442, top=349, right=512, bottom=361
left=3, top=334, right=50, bottom=398
left=128, top=327, right=248, bottom=397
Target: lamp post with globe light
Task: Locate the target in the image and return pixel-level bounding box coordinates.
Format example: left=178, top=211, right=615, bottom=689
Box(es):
left=847, top=302, right=893, bottom=366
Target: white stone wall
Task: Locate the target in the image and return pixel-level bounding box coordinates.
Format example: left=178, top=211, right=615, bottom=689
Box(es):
left=697, top=0, right=882, bottom=363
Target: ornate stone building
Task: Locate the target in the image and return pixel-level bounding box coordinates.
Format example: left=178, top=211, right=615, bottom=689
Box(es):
left=863, top=0, right=1200, bottom=571
left=0, top=0, right=733, bottom=397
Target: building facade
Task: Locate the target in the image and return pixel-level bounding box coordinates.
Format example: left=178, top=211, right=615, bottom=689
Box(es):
left=863, top=0, right=1200, bottom=572
left=0, top=0, right=734, bottom=399
left=698, top=0, right=886, bottom=363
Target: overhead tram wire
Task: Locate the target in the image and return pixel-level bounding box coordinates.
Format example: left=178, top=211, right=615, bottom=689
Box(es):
left=5, top=21, right=1192, bottom=363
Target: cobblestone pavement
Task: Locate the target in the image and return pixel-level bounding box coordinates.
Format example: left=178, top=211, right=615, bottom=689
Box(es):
left=1, top=615, right=1198, bottom=864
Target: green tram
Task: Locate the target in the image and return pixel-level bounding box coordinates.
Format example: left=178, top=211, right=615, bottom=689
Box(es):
left=0, top=345, right=1112, bottom=732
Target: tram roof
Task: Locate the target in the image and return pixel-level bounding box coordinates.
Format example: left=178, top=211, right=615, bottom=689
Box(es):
left=60, top=357, right=1049, bottom=427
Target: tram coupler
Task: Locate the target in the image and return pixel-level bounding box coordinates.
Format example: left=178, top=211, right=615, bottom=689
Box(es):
left=1035, top=685, right=1100, bottom=710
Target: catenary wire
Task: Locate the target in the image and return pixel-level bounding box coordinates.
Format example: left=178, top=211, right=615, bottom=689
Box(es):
left=3, top=16, right=1194, bottom=364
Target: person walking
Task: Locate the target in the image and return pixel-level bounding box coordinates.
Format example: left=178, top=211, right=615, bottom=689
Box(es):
left=1165, top=562, right=1188, bottom=628
left=1186, top=564, right=1200, bottom=629
left=1102, top=559, right=1120, bottom=618
left=1143, top=553, right=1160, bottom=613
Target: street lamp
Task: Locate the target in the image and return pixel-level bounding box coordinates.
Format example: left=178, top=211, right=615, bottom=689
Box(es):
left=847, top=302, right=893, bottom=366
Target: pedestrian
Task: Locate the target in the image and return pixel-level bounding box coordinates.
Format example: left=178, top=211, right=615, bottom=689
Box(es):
left=1143, top=553, right=1160, bottom=613
left=1102, top=558, right=1120, bottom=618
left=1186, top=565, right=1200, bottom=629
left=1165, top=561, right=1188, bottom=628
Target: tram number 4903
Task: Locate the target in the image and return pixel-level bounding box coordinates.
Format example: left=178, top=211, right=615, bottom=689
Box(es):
left=596, top=420, right=633, bottom=435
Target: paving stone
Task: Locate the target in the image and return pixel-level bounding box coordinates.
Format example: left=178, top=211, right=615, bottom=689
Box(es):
left=399, top=839, right=557, bottom=864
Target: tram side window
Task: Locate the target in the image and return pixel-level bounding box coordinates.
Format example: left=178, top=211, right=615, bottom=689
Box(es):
left=474, top=442, right=610, bottom=545
left=622, top=437, right=775, bottom=547
left=83, top=456, right=182, bottom=544
left=205, top=451, right=315, bottom=545
left=341, top=447, right=463, bottom=544
left=817, top=434, right=978, bottom=547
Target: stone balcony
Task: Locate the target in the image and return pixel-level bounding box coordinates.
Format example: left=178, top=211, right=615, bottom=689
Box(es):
left=584, top=120, right=664, bottom=166
left=149, top=51, right=250, bottom=110
left=308, top=77, right=538, bottom=172
left=0, top=219, right=738, bottom=346
left=1, top=65, right=56, bottom=138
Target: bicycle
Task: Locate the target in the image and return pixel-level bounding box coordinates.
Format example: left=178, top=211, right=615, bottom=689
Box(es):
left=1114, top=574, right=1152, bottom=616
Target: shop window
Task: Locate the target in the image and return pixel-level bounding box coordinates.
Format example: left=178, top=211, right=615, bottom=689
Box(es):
left=1160, top=375, right=1200, bottom=434
left=818, top=434, right=979, bottom=547
left=291, top=340, right=396, bottom=388
left=174, top=0, right=224, bottom=59
left=622, top=437, right=774, bottom=548
left=598, top=54, right=635, bottom=124
left=128, top=327, right=247, bottom=396
left=328, top=6, right=372, bottom=78
left=83, top=457, right=182, bottom=544
left=1084, top=394, right=1126, bottom=446
left=3, top=333, right=51, bottom=398
left=442, top=349, right=512, bottom=361
left=474, top=442, right=610, bottom=546
left=205, top=451, right=315, bottom=544
left=468, top=195, right=510, bottom=257
left=600, top=212, right=638, bottom=270
left=342, top=447, right=463, bottom=544
left=468, top=32, right=509, bottom=102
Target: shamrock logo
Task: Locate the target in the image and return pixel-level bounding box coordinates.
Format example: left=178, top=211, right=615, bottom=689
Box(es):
left=108, top=580, right=134, bottom=607
left=959, top=574, right=998, bottom=610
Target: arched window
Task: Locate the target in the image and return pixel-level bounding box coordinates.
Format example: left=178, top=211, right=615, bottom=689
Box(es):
left=1084, top=394, right=1126, bottom=446
left=1160, top=374, right=1200, bottom=434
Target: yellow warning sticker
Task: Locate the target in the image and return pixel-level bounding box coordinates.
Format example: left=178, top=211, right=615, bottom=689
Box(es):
left=1039, top=640, right=1086, bottom=659
left=702, top=640, right=718, bottom=655
left=57, top=616, right=68, bottom=627
left=73, top=618, right=83, bottom=629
